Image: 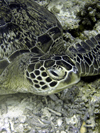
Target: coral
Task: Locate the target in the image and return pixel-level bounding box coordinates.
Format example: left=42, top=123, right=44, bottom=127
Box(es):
left=78, top=1, right=100, bottom=30
left=69, top=1, right=100, bottom=37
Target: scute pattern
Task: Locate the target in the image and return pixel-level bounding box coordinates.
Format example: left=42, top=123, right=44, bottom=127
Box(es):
left=0, top=0, right=100, bottom=95
left=0, top=0, right=63, bottom=61
left=26, top=60, right=58, bottom=91
left=68, top=34, right=100, bottom=76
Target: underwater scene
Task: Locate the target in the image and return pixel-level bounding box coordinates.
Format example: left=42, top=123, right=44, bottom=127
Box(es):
left=0, top=0, right=100, bottom=132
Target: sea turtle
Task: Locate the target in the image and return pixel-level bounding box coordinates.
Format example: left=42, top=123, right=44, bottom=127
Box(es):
left=0, top=0, right=100, bottom=95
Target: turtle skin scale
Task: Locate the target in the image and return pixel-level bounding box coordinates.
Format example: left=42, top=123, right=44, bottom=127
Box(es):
left=0, top=0, right=100, bottom=95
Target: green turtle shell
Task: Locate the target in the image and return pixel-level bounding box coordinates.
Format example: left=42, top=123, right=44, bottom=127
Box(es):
left=0, top=0, right=100, bottom=95
left=0, top=0, right=63, bottom=63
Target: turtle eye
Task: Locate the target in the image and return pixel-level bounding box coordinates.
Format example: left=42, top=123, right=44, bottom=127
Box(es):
left=47, top=65, right=66, bottom=80
left=50, top=70, right=59, bottom=77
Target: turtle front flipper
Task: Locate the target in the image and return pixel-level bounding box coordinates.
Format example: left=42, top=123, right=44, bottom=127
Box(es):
left=67, top=34, right=100, bottom=77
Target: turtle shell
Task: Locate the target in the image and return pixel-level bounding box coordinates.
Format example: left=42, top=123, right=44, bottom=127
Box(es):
left=0, top=0, right=63, bottom=60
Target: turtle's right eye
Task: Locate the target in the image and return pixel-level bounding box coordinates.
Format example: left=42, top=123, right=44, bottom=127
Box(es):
left=50, top=70, right=59, bottom=77
left=47, top=65, right=67, bottom=80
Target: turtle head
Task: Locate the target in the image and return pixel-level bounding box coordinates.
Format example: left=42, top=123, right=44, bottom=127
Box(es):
left=0, top=53, right=79, bottom=95
left=26, top=55, right=80, bottom=95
